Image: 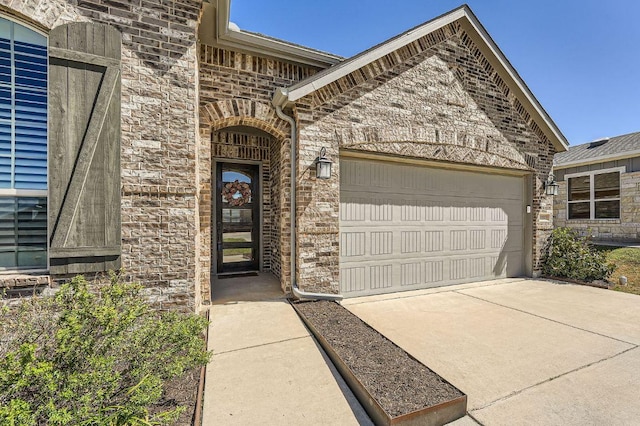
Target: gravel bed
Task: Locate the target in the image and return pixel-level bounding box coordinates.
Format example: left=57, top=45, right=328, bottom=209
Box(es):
left=294, top=300, right=463, bottom=418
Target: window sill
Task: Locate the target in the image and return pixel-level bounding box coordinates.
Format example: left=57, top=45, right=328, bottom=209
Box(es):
left=566, top=219, right=621, bottom=224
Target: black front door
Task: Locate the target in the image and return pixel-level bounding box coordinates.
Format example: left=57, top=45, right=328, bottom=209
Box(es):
left=216, top=163, right=260, bottom=274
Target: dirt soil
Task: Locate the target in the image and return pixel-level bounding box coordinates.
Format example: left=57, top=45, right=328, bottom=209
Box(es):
left=294, top=300, right=463, bottom=418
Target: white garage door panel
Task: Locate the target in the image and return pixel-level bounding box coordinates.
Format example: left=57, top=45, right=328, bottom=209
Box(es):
left=340, top=159, right=526, bottom=297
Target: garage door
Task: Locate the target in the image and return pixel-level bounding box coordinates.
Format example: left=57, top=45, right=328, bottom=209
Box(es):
left=340, top=158, right=525, bottom=297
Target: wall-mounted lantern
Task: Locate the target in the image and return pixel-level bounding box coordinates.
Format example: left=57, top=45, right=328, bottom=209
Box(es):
left=315, top=147, right=332, bottom=180
left=544, top=172, right=559, bottom=196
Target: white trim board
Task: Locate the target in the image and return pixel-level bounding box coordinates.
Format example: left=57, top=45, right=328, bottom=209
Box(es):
left=199, top=0, right=342, bottom=68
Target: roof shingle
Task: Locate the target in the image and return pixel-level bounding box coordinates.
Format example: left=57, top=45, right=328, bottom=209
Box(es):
left=554, top=131, right=640, bottom=167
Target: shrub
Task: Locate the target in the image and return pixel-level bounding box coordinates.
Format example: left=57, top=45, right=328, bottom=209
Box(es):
left=542, top=227, right=615, bottom=282
left=0, top=273, right=210, bottom=425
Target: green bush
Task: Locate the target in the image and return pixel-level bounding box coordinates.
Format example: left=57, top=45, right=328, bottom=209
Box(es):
left=542, top=227, right=615, bottom=282
left=0, top=273, right=210, bottom=425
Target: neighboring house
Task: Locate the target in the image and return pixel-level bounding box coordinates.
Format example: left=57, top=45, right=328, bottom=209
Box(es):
left=0, top=0, right=567, bottom=311
left=554, top=131, right=640, bottom=242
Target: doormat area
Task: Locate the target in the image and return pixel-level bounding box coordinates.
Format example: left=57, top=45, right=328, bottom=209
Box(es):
left=292, top=300, right=466, bottom=425
left=217, top=271, right=259, bottom=279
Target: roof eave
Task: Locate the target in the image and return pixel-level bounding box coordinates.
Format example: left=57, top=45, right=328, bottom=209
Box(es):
left=211, top=0, right=342, bottom=68
left=275, top=5, right=569, bottom=153
left=554, top=148, right=640, bottom=170
left=284, top=7, right=468, bottom=103
left=459, top=9, right=569, bottom=152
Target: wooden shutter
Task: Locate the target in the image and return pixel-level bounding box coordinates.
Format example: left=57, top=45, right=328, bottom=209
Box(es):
left=48, top=23, right=122, bottom=275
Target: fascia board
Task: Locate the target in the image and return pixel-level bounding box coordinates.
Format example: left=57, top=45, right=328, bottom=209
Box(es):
left=215, top=33, right=342, bottom=67
left=458, top=11, right=569, bottom=152
left=280, top=6, right=568, bottom=154
left=214, top=0, right=341, bottom=68
left=554, top=149, right=640, bottom=169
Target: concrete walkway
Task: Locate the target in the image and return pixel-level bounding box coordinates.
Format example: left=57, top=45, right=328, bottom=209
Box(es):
left=344, top=278, right=640, bottom=425
left=202, top=274, right=372, bottom=425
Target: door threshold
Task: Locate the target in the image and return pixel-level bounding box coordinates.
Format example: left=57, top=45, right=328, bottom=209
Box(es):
left=217, top=271, right=260, bottom=279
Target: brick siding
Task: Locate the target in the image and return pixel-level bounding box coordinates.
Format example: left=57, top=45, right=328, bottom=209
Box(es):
left=197, top=45, right=320, bottom=303
left=2, top=0, right=203, bottom=311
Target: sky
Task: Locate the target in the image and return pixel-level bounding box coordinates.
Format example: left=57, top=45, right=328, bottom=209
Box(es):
left=229, top=0, right=640, bottom=147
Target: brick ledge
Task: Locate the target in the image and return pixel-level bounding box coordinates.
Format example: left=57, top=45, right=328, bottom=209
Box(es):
left=0, top=274, right=50, bottom=289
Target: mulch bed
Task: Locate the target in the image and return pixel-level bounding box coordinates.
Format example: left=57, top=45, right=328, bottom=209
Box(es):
left=293, top=300, right=464, bottom=419
left=150, top=367, right=200, bottom=425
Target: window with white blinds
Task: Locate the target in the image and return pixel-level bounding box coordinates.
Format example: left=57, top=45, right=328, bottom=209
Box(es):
left=0, top=16, right=47, bottom=270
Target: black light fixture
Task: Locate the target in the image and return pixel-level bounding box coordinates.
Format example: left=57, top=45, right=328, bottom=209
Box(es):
left=315, top=147, right=332, bottom=179
left=544, top=172, right=559, bottom=196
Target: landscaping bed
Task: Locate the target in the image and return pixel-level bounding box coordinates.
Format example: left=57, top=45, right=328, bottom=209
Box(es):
left=292, top=300, right=466, bottom=426
left=151, top=367, right=200, bottom=425
left=550, top=245, right=640, bottom=296
left=0, top=276, right=210, bottom=425
left=595, top=246, right=640, bottom=296
left=543, top=276, right=611, bottom=289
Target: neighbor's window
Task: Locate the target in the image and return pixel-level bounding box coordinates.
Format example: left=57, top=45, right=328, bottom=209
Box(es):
left=567, top=170, right=621, bottom=220
left=0, top=17, right=47, bottom=270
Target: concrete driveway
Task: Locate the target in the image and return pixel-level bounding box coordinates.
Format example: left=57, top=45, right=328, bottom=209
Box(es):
left=343, top=278, right=640, bottom=425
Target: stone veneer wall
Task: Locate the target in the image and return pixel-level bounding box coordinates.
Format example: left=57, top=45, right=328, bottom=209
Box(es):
left=554, top=171, right=640, bottom=241
left=0, top=0, right=203, bottom=311
left=293, top=20, right=557, bottom=293
left=198, top=44, right=321, bottom=303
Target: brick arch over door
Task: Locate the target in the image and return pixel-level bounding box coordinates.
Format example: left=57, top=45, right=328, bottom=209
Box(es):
left=198, top=100, right=292, bottom=305
left=200, top=100, right=290, bottom=141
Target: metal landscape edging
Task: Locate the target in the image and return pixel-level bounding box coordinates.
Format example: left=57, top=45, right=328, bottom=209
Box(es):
left=193, top=309, right=210, bottom=426
left=291, top=302, right=467, bottom=426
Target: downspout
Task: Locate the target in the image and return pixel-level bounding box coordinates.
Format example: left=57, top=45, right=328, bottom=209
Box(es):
left=273, top=91, right=343, bottom=302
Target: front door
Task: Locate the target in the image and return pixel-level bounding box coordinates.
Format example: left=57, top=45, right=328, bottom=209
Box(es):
left=216, top=163, right=260, bottom=274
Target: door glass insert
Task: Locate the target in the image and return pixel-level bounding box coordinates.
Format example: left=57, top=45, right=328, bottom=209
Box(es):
left=223, top=231, right=252, bottom=243
left=222, top=208, right=252, bottom=225
left=217, top=163, right=260, bottom=273
left=223, top=248, right=253, bottom=264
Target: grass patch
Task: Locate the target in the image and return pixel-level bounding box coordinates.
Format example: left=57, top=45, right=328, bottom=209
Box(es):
left=224, top=248, right=251, bottom=256
left=594, top=246, right=640, bottom=295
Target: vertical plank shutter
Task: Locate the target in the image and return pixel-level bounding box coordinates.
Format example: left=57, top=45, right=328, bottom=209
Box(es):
left=48, top=23, right=121, bottom=275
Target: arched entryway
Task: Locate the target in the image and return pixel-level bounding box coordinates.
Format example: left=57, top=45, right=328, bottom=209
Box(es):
left=197, top=100, right=293, bottom=307
left=211, top=126, right=282, bottom=277
left=208, top=126, right=290, bottom=302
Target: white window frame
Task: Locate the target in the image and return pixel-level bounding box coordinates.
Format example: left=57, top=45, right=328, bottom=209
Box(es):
left=565, top=166, right=625, bottom=220
left=0, top=14, right=48, bottom=274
